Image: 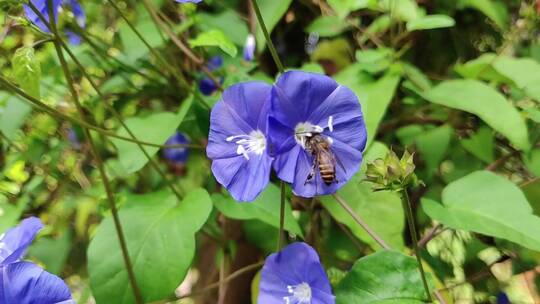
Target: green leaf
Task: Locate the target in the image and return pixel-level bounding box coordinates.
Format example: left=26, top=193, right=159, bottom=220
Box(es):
left=28, top=232, right=71, bottom=275
left=406, top=15, right=455, bottom=31
left=189, top=29, right=238, bottom=57
left=327, top=0, right=369, bottom=18
left=489, top=56, right=540, bottom=101
left=423, top=80, right=529, bottom=150
left=320, top=175, right=404, bottom=250
left=88, top=189, right=213, bottom=304
left=118, top=8, right=164, bottom=63
left=335, top=250, right=433, bottom=303
left=355, top=48, right=395, bottom=74
left=198, top=11, right=249, bottom=46
left=415, top=125, right=453, bottom=176
left=422, top=171, right=540, bottom=251
left=112, top=97, right=192, bottom=174
left=306, top=16, right=349, bottom=37
left=254, top=0, right=293, bottom=52
left=213, top=183, right=303, bottom=237
left=458, top=0, right=508, bottom=28
left=378, top=0, right=421, bottom=22
left=524, top=149, right=540, bottom=177
left=0, top=96, right=31, bottom=139
left=460, top=126, right=495, bottom=163
left=12, top=46, right=41, bottom=99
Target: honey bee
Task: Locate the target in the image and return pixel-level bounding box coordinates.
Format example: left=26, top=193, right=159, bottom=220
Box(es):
left=303, top=134, right=337, bottom=185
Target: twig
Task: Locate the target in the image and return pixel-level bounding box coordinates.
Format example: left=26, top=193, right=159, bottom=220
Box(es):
left=418, top=224, right=443, bottom=248
left=332, top=193, right=391, bottom=250
left=250, top=0, right=284, bottom=73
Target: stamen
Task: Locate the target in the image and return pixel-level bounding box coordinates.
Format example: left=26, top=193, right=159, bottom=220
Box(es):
left=283, top=282, right=312, bottom=304
left=328, top=116, right=334, bottom=132
left=225, top=130, right=266, bottom=160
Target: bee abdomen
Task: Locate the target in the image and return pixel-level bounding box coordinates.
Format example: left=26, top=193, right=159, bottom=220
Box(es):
left=319, top=164, right=336, bottom=185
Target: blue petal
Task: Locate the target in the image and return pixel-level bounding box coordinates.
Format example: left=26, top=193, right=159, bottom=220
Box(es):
left=0, top=262, right=73, bottom=304
left=66, top=0, right=85, bottom=28
left=199, top=77, right=218, bottom=96
left=259, top=242, right=334, bottom=304
left=65, top=30, right=82, bottom=45
left=162, top=132, right=190, bottom=163
left=307, top=85, right=364, bottom=130
left=24, top=0, right=62, bottom=33
left=243, top=34, right=256, bottom=61
left=0, top=217, right=43, bottom=266
left=207, top=56, right=223, bottom=71
left=207, top=82, right=273, bottom=202
left=270, top=71, right=339, bottom=128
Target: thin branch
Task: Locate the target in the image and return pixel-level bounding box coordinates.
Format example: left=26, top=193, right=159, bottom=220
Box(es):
left=250, top=0, right=284, bottom=73
left=277, top=181, right=286, bottom=251
left=332, top=193, right=391, bottom=250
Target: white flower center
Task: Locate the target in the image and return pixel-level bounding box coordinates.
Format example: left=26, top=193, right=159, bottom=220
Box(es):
left=226, top=130, right=266, bottom=160
left=283, top=282, right=312, bottom=304
left=294, top=116, right=334, bottom=149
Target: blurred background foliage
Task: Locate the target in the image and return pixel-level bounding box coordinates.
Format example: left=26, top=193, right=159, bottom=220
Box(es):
left=0, top=0, right=539, bottom=303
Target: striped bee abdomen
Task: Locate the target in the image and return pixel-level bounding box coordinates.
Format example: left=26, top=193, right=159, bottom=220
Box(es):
left=318, top=162, right=336, bottom=185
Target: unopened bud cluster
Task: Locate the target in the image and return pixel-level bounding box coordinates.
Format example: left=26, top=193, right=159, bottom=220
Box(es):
left=365, top=150, right=423, bottom=191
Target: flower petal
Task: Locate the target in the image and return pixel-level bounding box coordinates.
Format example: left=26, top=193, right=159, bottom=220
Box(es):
left=259, top=242, right=334, bottom=304
left=221, top=82, right=272, bottom=131
left=24, top=0, right=62, bottom=33
left=272, top=144, right=301, bottom=183
left=67, top=0, right=85, bottom=28
left=271, top=71, right=339, bottom=127
left=162, top=132, right=190, bottom=163
left=212, top=153, right=272, bottom=202
left=307, top=85, right=364, bottom=130
left=0, top=217, right=43, bottom=266
left=0, top=262, right=73, bottom=304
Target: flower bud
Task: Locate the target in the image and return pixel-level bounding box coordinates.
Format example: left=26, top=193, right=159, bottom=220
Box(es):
left=365, top=150, right=422, bottom=191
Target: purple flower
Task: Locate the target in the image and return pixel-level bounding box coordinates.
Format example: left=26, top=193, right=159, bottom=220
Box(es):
left=243, top=34, right=256, bottom=61
left=206, top=82, right=273, bottom=202
left=163, top=132, right=190, bottom=164
left=268, top=71, right=367, bottom=198
left=24, top=0, right=86, bottom=45
left=258, top=242, right=335, bottom=304
left=0, top=217, right=73, bottom=304
left=199, top=56, right=224, bottom=96
left=175, top=0, right=202, bottom=3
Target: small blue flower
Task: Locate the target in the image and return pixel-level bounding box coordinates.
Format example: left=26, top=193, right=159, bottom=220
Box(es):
left=198, top=56, right=224, bottom=96
left=268, top=71, right=367, bottom=198
left=206, top=82, right=273, bottom=202
left=243, top=34, right=256, bottom=61
left=497, top=292, right=511, bottom=304
left=163, top=132, right=190, bottom=164
left=258, top=242, right=335, bottom=304
left=0, top=217, right=74, bottom=304
left=24, top=0, right=86, bottom=45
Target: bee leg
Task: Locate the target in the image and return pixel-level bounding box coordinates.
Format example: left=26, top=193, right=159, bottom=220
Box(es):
left=304, top=163, right=317, bottom=185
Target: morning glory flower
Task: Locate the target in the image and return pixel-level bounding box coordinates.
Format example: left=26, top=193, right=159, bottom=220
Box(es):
left=24, top=0, right=86, bottom=45
left=163, top=132, right=190, bottom=164
left=258, top=242, right=335, bottom=304
left=243, top=34, right=256, bottom=61
left=199, top=56, right=224, bottom=96
left=268, top=71, right=367, bottom=198
left=0, top=217, right=74, bottom=304
left=206, top=82, right=273, bottom=202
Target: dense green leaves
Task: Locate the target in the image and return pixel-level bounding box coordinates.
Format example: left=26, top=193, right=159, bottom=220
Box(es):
left=423, top=80, right=529, bottom=150
left=88, top=189, right=212, bottom=304
left=213, top=183, right=303, bottom=237
left=112, top=97, right=192, bottom=174
left=423, top=171, right=540, bottom=251
left=335, top=251, right=434, bottom=303
left=189, top=29, right=238, bottom=57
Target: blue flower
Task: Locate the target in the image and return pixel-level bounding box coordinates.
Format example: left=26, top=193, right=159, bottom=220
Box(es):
left=0, top=217, right=74, bottom=304
left=24, top=0, right=86, bottom=44
left=268, top=71, right=367, bottom=198
left=258, top=242, right=335, bottom=304
left=206, top=82, right=273, bottom=202
left=163, top=132, right=190, bottom=164
left=199, top=56, right=224, bottom=96
left=243, top=34, right=256, bottom=61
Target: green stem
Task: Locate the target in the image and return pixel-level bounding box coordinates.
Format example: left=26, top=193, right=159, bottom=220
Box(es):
left=332, top=193, right=391, bottom=250
left=401, top=190, right=433, bottom=303
left=277, top=181, right=286, bottom=251
left=250, top=0, right=284, bottom=73
left=44, top=1, right=143, bottom=302
left=0, top=76, right=199, bottom=149
left=57, top=34, right=185, bottom=200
